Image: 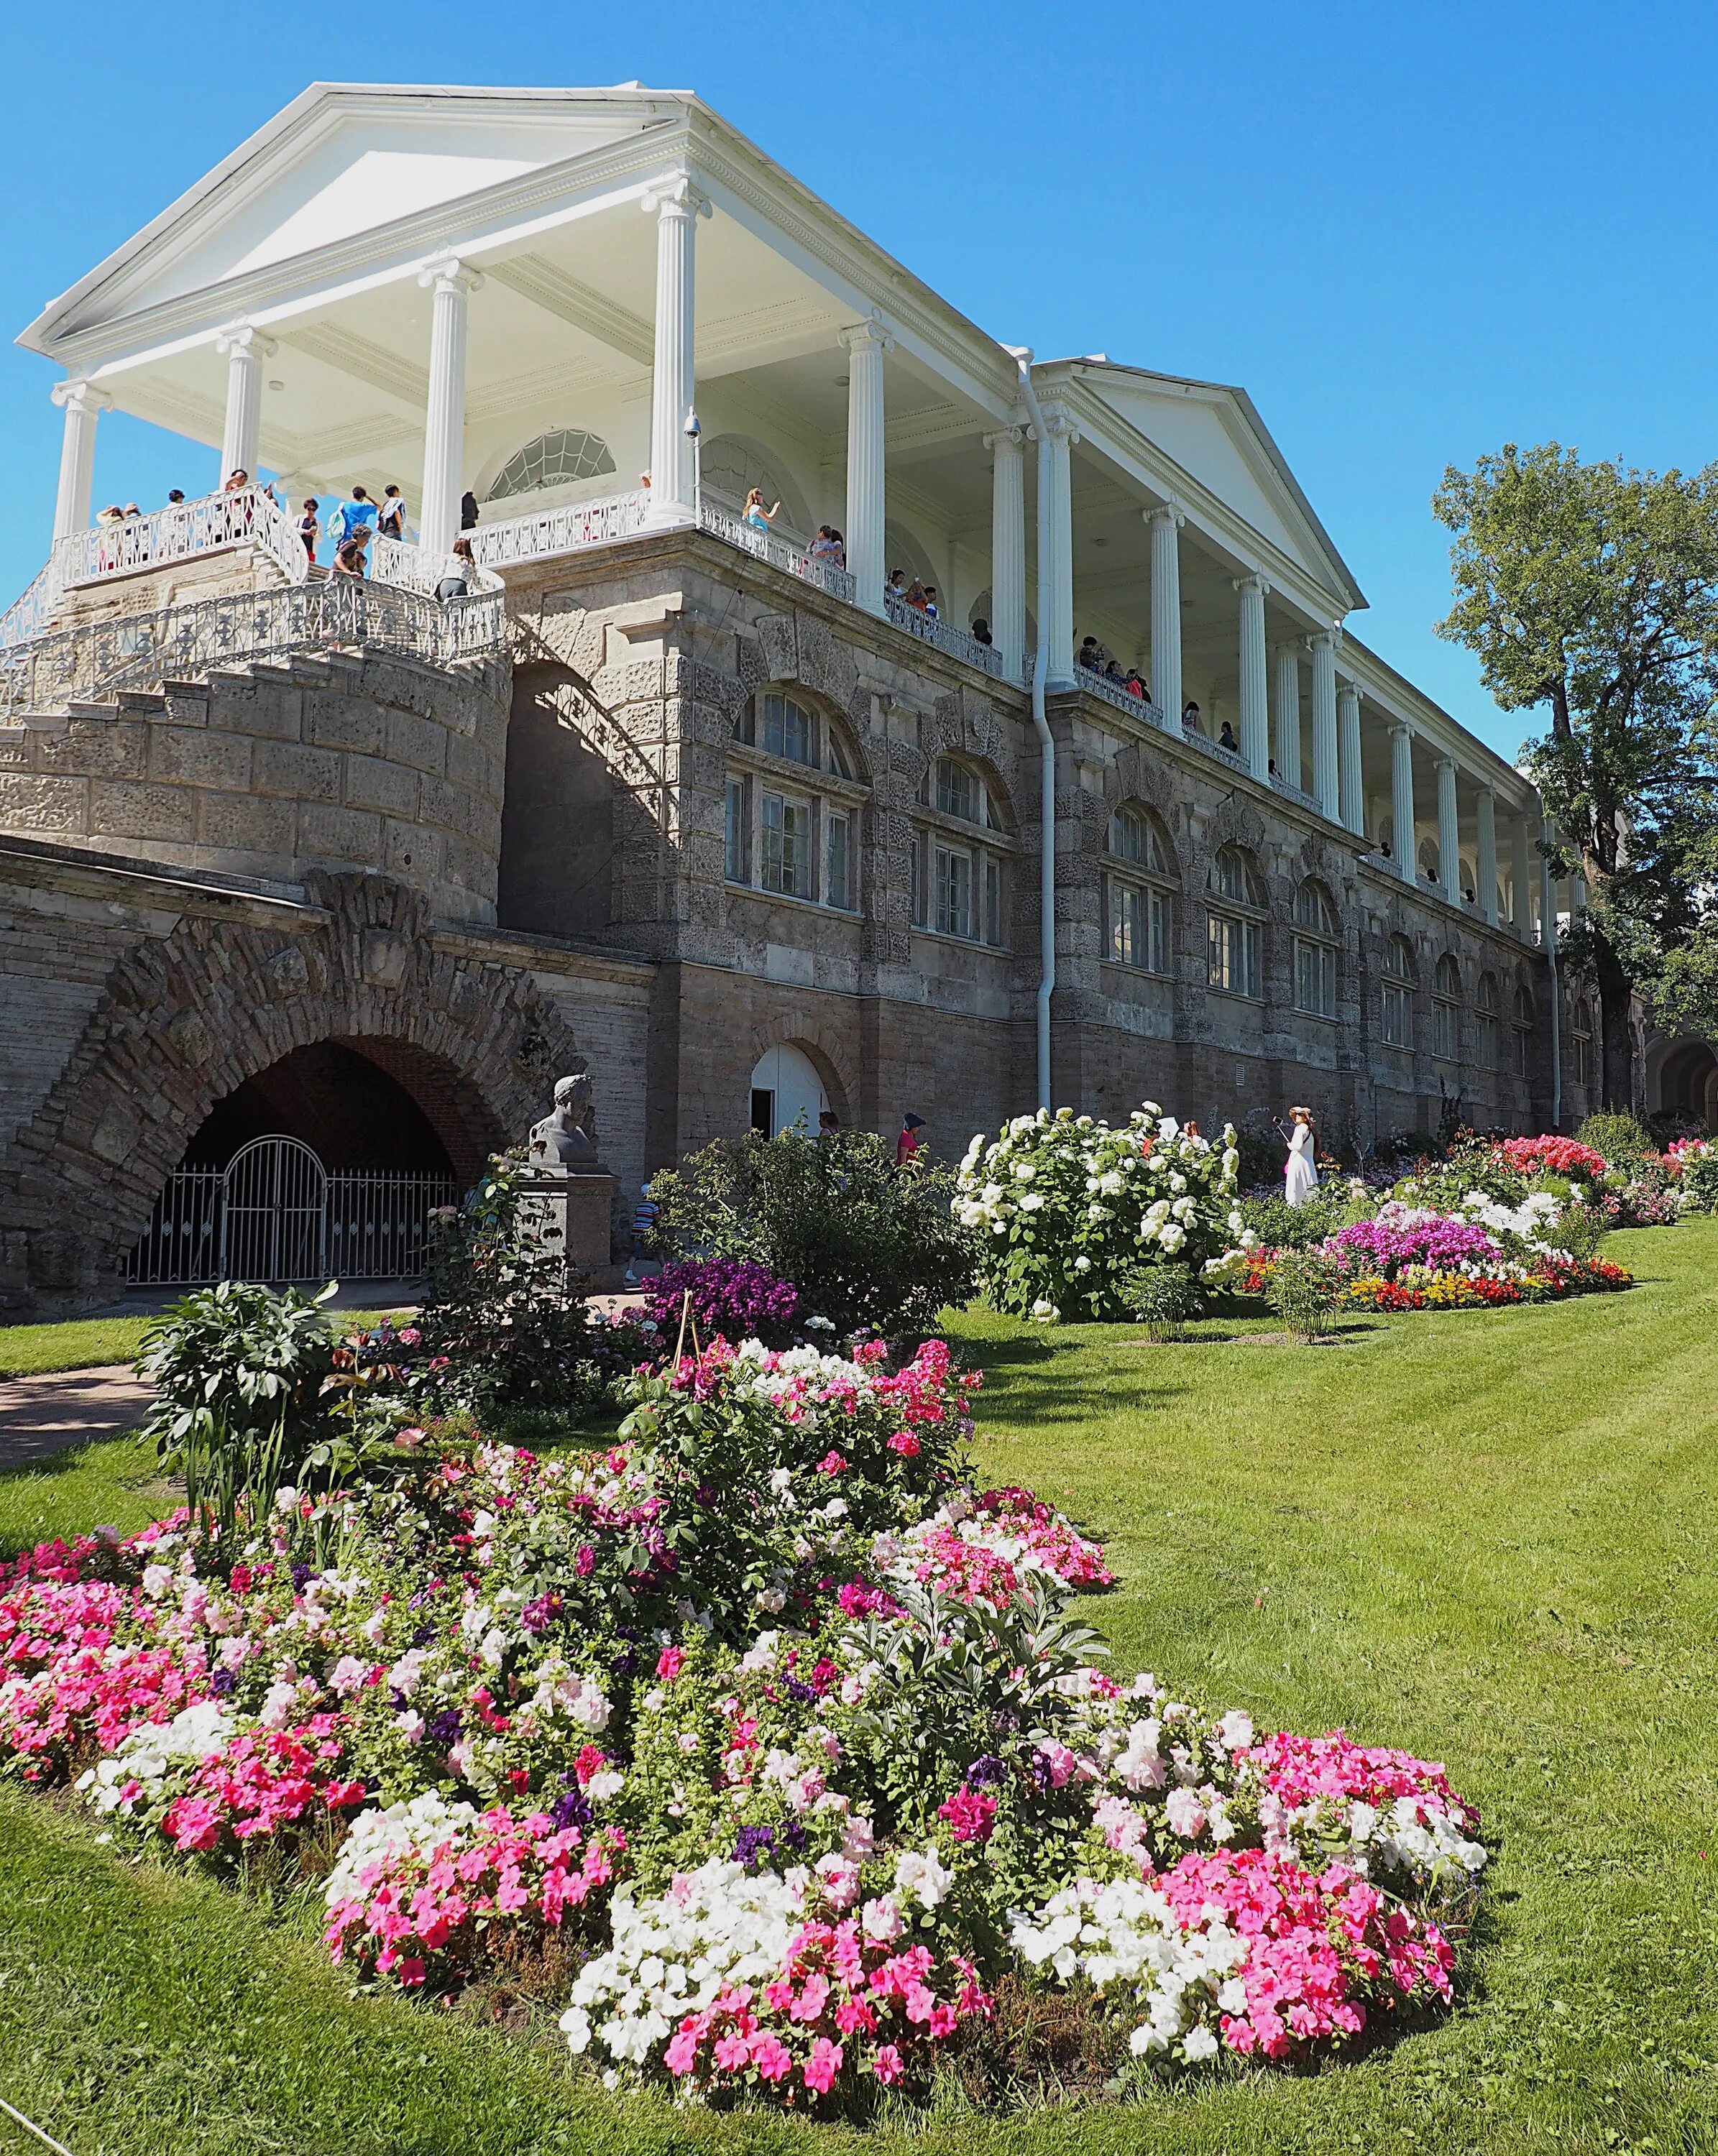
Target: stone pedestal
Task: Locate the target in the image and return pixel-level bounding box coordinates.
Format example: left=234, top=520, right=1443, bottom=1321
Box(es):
left=518, top=1165, right=617, bottom=1285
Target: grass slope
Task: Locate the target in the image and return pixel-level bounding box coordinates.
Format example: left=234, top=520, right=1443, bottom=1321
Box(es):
left=0, top=1315, right=155, bottom=1378
left=1, top=1226, right=1717, bottom=2153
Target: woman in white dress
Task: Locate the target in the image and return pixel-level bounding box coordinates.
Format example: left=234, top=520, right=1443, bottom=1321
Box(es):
left=1284, top=1105, right=1320, bottom=1207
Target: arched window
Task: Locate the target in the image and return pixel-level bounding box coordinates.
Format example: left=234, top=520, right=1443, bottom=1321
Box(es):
left=1433, top=952, right=1461, bottom=1060
left=704, top=436, right=810, bottom=536
left=1460, top=856, right=1478, bottom=907
left=1418, top=837, right=1441, bottom=888
left=1292, top=877, right=1339, bottom=1019
left=1381, top=934, right=1415, bottom=1048
left=1571, top=995, right=1594, bottom=1087
left=1477, top=972, right=1500, bottom=1068
left=1512, top=983, right=1535, bottom=1078
left=1207, top=845, right=1265, bottom=1000
left=1106, top=804, right=1175, bottom=975
left=485, top=428, right=615, bottom=502
left=911, top=755, right=1011, bottom=947
left=726, top=691, right=863, bottom=911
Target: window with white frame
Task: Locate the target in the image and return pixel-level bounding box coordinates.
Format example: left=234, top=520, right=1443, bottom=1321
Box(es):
left=1433, top=952, right=1461, bottom=1060
left=1512, top=983, right=1535, bottom=1077
left=1477, top=971, right=1500, bottom=1068
left=1206, top=844, right=1265, bottom=999
left=911, top=753, right=1010, bottom=949
left=1381, top=934, right=1415, bottom=1048
left=726, top=690, right=862, bottom=911
left=1293, top=877, right=1339, bottom=1018
left=486, top=428, right=615, bottom=502
left=1571, top=995, right=1594, bottom=1087
left=1105, top=804, right=1174, bottom=975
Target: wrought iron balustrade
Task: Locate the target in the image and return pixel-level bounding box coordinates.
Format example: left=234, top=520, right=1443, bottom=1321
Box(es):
left=697, top=502, right=857, bottom=601
left=467, top=489, right=651, bottom=569
left=58, top=485, right=309, bottom=591
left=883, top=594, right=1011, bottom=681
left=1075, top=660, right=1167, bottom=726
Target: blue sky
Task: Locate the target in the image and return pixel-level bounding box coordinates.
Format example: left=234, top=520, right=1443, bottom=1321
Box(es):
left=1, top=0, right=1710, bottom=761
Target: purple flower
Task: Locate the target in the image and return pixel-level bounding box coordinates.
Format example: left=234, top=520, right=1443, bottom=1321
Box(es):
left=965, top=1753, right=1007, bottom=1787
left=209, top=1667, right=237, bottom=1697
left=645, top=1258, right=801, bottom=1342
left=551, top=1787, right=592, bottom=1830
left=426, top=1707, right=463, bottom=1746
left=734, top=1823, right=777, bottom=1871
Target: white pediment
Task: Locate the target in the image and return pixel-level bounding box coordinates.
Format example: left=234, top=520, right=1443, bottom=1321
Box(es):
left=1083, top=368, right=1360, bottom=605
left=29, top=85, right=684, bottom=345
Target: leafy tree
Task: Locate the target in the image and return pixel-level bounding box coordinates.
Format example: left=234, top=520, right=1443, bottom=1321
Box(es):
left=1433, top=443, right=1718, bottom=1107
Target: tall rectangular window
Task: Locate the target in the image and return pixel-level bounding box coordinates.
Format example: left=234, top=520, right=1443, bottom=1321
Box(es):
left=761, top=694, right=812, bottom=765
left=911, top=831, right=927, bottom=927
left=934, top=846, right=972, bottom=939
left=761, top=792, right=810, bottom=898
left=1208, top=913, right=1259, bottom=998
left=1382, top=983, right=1412, bottom=1048
left=1110, top=880, right=1143, bottom=966
left=725, top=777, right=749, bottom=884
left=1295, top=938, right=1336, bottom=1018
left=1479, top=1010, right=1499, bottom=1067
left=826, top=811, right=851, bottom=911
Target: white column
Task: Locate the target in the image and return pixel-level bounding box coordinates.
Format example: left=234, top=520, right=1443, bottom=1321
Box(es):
left=1272, top=642, right=1302, bottom=788
left=1337, top=677, right=1364, bottom=834
left=1042, top=405, right=1078, bottom=686
left=1512, top=815, right=1533, bottom=940
left=1437, top=756, right=1461, bottom=905
left=417, top=254, right=482, bottom=555
left=984, top=425, right=1026, bottom=676
left=215, top=323, right=276, bottom=483
left=1235, top=573, right=1269, bottom=778
left=1310, top=631, right=1338, bottom=820
left=1390, top=722, right=1417, bottom=883
left=643, top=175, right=709, bottom=528
left=841, top=320, right=892, bottom=614
left=1148, top=505, right=1182, bottom=729
left=1476, top=785, right=1499, bottom=925
left=50, top=379, right=110, bottom=542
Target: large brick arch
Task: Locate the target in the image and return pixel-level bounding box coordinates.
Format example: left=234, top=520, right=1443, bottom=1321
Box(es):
left=743, top=1018, right=853, bottom=1125
left=2, top=872, right=590, bottom=1305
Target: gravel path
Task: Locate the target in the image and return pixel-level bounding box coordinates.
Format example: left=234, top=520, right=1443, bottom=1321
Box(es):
left=0, top=1365, right=154, bottom=1472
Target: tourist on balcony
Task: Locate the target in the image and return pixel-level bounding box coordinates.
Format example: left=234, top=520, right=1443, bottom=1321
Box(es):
left=331, top=526, right=370, bottom=579
left=809, top=525, right=842, bottom=564
left=1124, top=668, right=1145, bottom=698
left=1078, top=635, right=1101, bottom=672
left=297, top=499, right=320, bottom=561
left=1181, top=699, right=1203, bottom=734
left=1105, top=658, right=1126, bottom=683
left=886, top=568, right=906, bottom=603
left=743, top=487, right=781, bottom=533
left=904, top=579, right=929, bottom=612
left=971, top=617, right=993, bottom=648
left=461, top=491, right=480, bottom=531
left=165, top=489, right=185, bottom=507
left=435, top=536, right=475, bottom=602
left=1218, top=719, right=1239, bottom=752
left=377, top=485, right=406, bottom=543
left=829, top=528, right=846, bottom=568
left=222, top=468, right=249, bottom=494
left=924, top=586, right=940, bottom=620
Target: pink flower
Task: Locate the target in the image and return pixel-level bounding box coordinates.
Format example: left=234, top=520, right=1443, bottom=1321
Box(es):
left=817, top=1451, right=847, bottom=1477
left=712, top=2032, right=750, bottom=2070
left=664, top=2025, right=702, bottom=2077
left=656, top=1646, right=685, bottom=1682
left=937, top=1787, right=998, bottom=1843
left=871, top=2042, right=904, bottom=2085
left=801, top=2036, right=843, bottom=2095
left=888, top=1432, right=921, bottom=1457
left=750, top=2032, right=793, bottom=2081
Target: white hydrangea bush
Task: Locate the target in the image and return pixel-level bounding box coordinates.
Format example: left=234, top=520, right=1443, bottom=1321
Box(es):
left=956, top=1105, right=1241, bottom=1320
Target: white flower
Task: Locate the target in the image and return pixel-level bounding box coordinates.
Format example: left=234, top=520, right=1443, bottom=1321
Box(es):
left=894, top=1844, right=954, bottom=1909
left=1073, top=1254, right=1091, bottom=1273
left=1183, top=2024, right=1220, bottom=2061
left=1030, top=1298, right=1060, bottom=1322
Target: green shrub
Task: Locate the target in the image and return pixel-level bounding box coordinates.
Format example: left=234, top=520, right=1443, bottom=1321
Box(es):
left=1265, top=1250, right=1344, bottom=1342
left=138, top=1281, right=340, bottom=1543
left=1576, top=1112, right=1654, bottom=1166
left=1120, top=1261, right=1203, bottom=1341
left=1681, top=1148, right=1718, bottom=1213
left=1237, top=1185, right=1356, bottom=1251
left=648, top=1127, right=973, bottom=1338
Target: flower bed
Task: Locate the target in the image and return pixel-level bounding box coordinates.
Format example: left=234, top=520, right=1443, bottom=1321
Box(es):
left=0, top=1320, right=1487, bottom=2114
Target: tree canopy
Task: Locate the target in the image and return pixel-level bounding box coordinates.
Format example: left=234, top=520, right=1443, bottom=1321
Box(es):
left=1433, top=442, right=1718, bottom=1107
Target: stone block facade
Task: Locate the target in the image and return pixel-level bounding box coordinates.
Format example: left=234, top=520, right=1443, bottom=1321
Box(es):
left=0, top=526, right=1602, bottom=1309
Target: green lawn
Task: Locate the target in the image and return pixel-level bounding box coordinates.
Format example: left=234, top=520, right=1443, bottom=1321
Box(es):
left=3, top=1227, right=1717, bottom=2153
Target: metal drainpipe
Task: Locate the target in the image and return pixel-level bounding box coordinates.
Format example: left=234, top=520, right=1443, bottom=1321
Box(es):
left=1542, top=814, right=1562, bottom=1130
left=1008, top=348, right=1056, bottom=1112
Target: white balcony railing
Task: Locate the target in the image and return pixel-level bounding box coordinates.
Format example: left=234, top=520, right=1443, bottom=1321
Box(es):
left=57, top=486, right=309, bottom=593
left=467, top=489, right=651, bottom=570
left=697, top=501, right=856, bottom=602
left=1269, top=770, right=1328, bottom=817
left=0, top=561, right=65, bottom=650
left=372, top=536, right=505, bottom=599
left=1075, top=660, right=1167, bottom=727
left=884, top=594, right=1011, bottom=681
left=1181, top=725, right=1251, bottom=778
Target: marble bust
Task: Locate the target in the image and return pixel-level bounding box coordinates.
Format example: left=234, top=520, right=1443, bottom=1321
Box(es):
left=527, top=1072, right=602, bottom=1171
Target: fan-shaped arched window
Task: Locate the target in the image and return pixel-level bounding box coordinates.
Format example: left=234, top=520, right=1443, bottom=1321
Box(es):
left=1207, top=845, right=1265, bottom=999
left=1571, top=995, right=1595, bottom=1088
left=1433, top=952, right=1461, bottom=1060
left=485, top=428, right=615, bottom=503
left=1418, top=837, right=1441, bottom=888
left=911, top=755, right=1011, bottom=947
left=726, top=690, right=863, bottom=911
left=704, top=436, right=810, bottom=537
left=1106, top=804, right=1175, bottom=974
left=1512, top=983, right=1535, bottom=1077
left=1293, top=877, right=1339, bottom=1018
left=1381, top=934, right=1415, bottom=1048
left=1477, top=972, right=1500, bottom=1068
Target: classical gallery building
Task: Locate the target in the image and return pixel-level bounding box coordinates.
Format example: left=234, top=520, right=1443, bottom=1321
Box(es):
left=0, top=82, right=1606, bottom=1307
